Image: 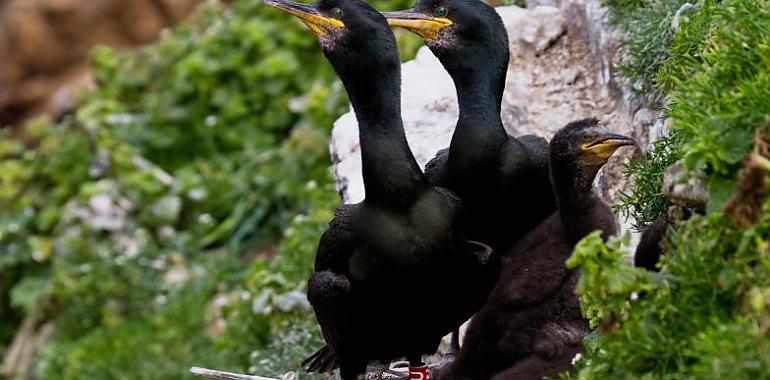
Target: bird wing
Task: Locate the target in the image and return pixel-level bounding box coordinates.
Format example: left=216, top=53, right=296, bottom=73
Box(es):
left=303, top=203, right=358, bottom=372
left=517, top=134, right=549, bottom=157
left=306, top=270, right=352, bottom=370
left=314, top=203, right=358, bottom=272
left=514, top=134, right=551, bottom=178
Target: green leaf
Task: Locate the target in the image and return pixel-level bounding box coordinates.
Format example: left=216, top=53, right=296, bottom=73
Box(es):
left=10, top=275, right=48, bottom=314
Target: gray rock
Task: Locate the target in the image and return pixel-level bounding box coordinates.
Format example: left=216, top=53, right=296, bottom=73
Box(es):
left=662, top=162, right=709, bottom=209
left=504, top=6, right=566, bottom=54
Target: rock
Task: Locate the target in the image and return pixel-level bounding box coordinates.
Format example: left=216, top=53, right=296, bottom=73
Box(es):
left=529, top=7, right=567, bottom=53
left=500, top=6, right=566, bottom=54
left=662, top=162, right=709, bottom=209
left=632, top=107, right=667, bottom=148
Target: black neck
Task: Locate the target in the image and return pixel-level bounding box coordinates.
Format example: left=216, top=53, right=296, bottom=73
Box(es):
left=550, top=158, right=603, bottom=244
left=340, top=64, right=427, bottom=207
left=453, top=63, right=505, bottom=118
left=447, top=59, right=509, bottom=162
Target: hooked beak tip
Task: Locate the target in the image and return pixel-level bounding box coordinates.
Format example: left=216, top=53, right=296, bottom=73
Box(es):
left=600, top=132, right=637, bottom=148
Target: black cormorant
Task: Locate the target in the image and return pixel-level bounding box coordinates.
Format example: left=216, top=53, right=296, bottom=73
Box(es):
left=265, top=0, right=498, bottom=378
left=383, top=0, right=554, bottom=366
left=383, top=0, right=556, bottom=253
left=432, top=119, right=635, bottom=380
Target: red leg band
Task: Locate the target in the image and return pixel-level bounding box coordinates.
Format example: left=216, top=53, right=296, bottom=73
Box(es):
left=409, top=365, right=430, bottom=380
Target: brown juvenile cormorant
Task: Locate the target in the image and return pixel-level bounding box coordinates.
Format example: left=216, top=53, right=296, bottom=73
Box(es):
left=432, top=119, right=635, bottom=380
left=265, top=0, right=498, bottom=378
left=383, top=0, right=556, bottom=253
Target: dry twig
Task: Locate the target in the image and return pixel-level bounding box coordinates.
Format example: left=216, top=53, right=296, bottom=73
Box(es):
left=189, top=366, right=295, bottom=380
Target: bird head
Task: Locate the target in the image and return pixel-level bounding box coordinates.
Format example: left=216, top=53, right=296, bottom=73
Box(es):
left=382, top=0, right=509, bottom=73
left=265, top=0, right=399, bottom=77
left=550, top=118, right=636, bottom=182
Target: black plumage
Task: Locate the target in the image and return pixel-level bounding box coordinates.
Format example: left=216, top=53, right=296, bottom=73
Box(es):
left=264, top=0, right=498, bottom=378
left=633, top=215, right=669, bottom=272
left=432, top=119, right=635, bottom=380
left=384, top=0, right=556, bottom=253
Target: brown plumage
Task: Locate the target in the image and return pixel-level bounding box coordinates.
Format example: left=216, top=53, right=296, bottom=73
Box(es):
left=434, top=119, right=635, bottom=380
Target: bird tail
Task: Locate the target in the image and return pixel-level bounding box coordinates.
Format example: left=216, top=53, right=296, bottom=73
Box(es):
left=301, top=345, right=339, bottom=373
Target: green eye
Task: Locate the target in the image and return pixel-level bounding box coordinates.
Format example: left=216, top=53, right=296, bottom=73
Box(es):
left=434, top=5, right=448, bottom=17
left=331, top=7, right=343, bottom=19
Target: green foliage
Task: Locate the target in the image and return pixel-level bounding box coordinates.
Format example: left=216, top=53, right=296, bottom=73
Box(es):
left=218, top=182, right=338, bottom=376
left=617, top=0, right=770, bottom=226
left=566, top=232, right=652, bottom=328
left=665, top=1, right=770, bottom=177
left=37, top=261, right=242, bottom=380
left=614, top=133, right=682, bottom=230
left=0, top=0, right=420, bottom=377
left=600, top=0, right=694, bottom=102
left=87, top=1, right=341, bottom=170
left=654, top=1, right=720, bottom=94
left=601, top=0, right=694, bottom=228
left=9, top=274, right=48, bottom=315
left=570, top=0, right=770, bottom=378
left=570, top=212, right=770, bottom=379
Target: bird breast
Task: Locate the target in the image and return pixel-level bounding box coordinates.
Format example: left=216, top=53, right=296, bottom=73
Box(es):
left=348, top=189, right=461, bottom=282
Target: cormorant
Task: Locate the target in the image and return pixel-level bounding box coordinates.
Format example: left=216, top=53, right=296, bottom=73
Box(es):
left=383, top=0, right=556, bottom=253
left=383, top=0, right=554, bottom=367
left=432, top=119, right=635, bottom=380
left=265, top=0, right=498, bottom=378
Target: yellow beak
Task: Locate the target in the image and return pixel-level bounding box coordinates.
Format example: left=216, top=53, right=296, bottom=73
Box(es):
left=382, top=9, right=452, bottom=41
left=581, top=133, right=637, bottom=159
left=265, top=0, right=344, bottom=37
